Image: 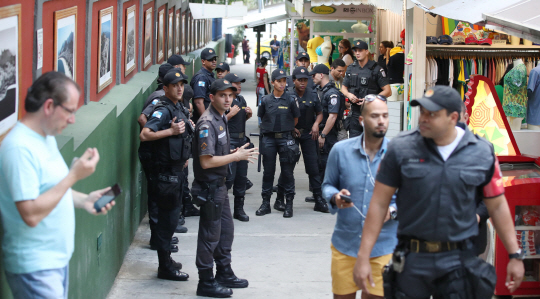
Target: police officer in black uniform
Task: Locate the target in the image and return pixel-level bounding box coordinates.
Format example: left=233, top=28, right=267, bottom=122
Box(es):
left=191, top=48, right=217, bottom=123
left=192, top=79, right=258, bottom=298
left=310, top=64, right=344, bottom=185
left=216, top=62, right=230, bottom=79
left=353, top=86, right=525, bottom=298
left=256, top=69, right=301, bottom=218
left=140, top=69, right=193, bottom=281
left=275, top=66, right=328, bottom=213
left=342, top=40, right=391, bottom=138
left=286, top=52, right=314, bottom=90
left=223, top=73, right=253, bottom=222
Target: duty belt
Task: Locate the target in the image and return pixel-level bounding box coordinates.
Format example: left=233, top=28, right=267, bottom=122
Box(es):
left=297, top=128, right=305, bottom=134
left=263, top=132, right=292, bottom=139
left=406, top=238, right=465, bottom=253
left=196, top=177, right=226, bottom=187
left=230, top=132, right=245, bottom=139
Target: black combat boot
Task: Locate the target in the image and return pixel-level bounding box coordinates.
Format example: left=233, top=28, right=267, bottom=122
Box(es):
left=283, top=195, right=294, bottom=218
left=255, top=195, right=271, bottom=216
left=233, top=196, right=249, bottom=222
left=197, top=268, right=233, bottom=298
left=216, top=264, right=249, bottom=288
left=245, top=179, right=253, bottom=191
left=157, top=250, right=189, bottom=281
left=272, top=185, right=278, bottom=192
left=273, top=190, right=285, bottom=212
left=305, top=196, right=315, bottom=202
left=175, top=222, right=188, bottom=233
left=183, top=194, right=200, bottom=217
left=313, top=194, right=329, bottom=213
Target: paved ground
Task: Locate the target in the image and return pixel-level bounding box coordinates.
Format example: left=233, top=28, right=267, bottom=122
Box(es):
left=106, top=59, right=357, bottom=298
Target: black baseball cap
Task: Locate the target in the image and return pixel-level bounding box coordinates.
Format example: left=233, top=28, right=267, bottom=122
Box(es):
left=210, top=78, right=237, bottom=94
left=216, top=62, right=230, bottom=72
left=167, top=54, right=190, bottom=66
left=272, top=69, right=287, bottom=81
left=159, top=63, right=174, bottom=80
left=292, top=67, right=309, bottom=79
left=308, top=64, right=330, bottom=76
left=438, top=35, right=453, bottom=45
left=426, top=36, right=438, bottom=44
left=411, top=86, right=462, bottom=113
left=352, top=40, right=369, bottom=50
left=163, top=69, right=188, bottom=86
left=296, top=52, right=310, bottom=61
left=224, top=73, right=246, bottom=83
left=201, top=48, right=218, bottom=60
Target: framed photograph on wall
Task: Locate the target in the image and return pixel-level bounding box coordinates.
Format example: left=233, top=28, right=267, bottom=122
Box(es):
left=124, top=5, right=136, bottom=76
left=175, top=10, right=180, bottom=54
left=143, top=7, right=152, bottom=68
left=97, top=6, right=113, bottom=93
left=167, top=10, right=173, bottom=57
left=0, top=4, right=21, bottom=140
left=158, top=9, right=164, bottom=61
left=54, top=6, right=77, bottom=81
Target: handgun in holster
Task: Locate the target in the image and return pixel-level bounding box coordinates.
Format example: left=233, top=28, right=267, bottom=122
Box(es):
left=383, top=245, right=408, bottom=299
left=193, top=180, right=222, bottom=221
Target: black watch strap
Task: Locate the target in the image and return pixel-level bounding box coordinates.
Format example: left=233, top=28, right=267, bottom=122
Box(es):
left=509, top=249, right=525, bottom=260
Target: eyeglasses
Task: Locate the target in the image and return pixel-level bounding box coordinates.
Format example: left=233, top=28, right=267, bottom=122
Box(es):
left=364, top=94, right=387, bottom=103
left=208, top=58, right=217, bottom=62
left=56, top=103, right=77, bottom=116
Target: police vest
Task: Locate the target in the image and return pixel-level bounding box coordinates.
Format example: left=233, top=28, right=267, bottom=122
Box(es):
left=289, top=87, right=317, bottom=130
left=319, top=83, right=345, bottom=132
left=347, top=60, right=383, bottom=114
left=153, top=97, right=193, bottom=164
left=260, top=95, right=296, bottom=133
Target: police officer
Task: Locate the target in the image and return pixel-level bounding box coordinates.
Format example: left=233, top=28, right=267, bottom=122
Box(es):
left=138, top=63, right=188, bottom=242
left=310, top=64, right=344, bottom=186
left=191, top=48, right=217, bottom=123
left=192, top=79, right=258, bottom=298
left=216, top=62, right=230, bottom=79
left=286, top=52, right=314, bottom=90
left=256, top=69, right=301, bottom=218
left=140, top=69, right=193, bottom=281
left=275, top=66, right=328, bottom=213
left=168, top=54, right=195, bottom=117
left=342, top=40, right=391, bottom=138
left=223, top=73, right=253, bottom=222
left=353, top=86, right=525, bottom=298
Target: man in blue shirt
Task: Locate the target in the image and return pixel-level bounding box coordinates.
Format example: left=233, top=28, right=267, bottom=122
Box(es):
left=270, top=35, right=280, bottom=64
left=322, top=95, right=397, bottom=299
left=0, top=72, right=115, bottom=299
left=191, top=48, right=217, bottom=123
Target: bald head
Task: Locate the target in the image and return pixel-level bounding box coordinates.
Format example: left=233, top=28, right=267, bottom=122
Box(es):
left=360, top=99, right=389, bottom=138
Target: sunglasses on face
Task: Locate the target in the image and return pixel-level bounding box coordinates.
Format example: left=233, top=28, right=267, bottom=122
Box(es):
left=364, top=94, right=387, bottom=103
left=206, top=58, right=217, bottom=62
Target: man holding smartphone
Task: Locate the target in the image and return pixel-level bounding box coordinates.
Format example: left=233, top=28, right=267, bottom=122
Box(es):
left=322, top=95, right=397, bottom=299
left=140, top=69, right=193, bottom=281
left=0, top=72, right=115, bottom=299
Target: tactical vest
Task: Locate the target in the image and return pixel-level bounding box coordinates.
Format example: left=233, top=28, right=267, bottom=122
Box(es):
left=260, top=95, right=296, bottom=133
left=153, top=97, right=193, bottom=163
left=319, top=83, right=345, bottom=132
left=290, top=88, right=317, bottom=130
left=347, top=61, right=383, bottom=115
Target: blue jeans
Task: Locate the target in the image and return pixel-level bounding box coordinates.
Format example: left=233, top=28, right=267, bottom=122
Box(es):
left=5, top=265, right=69, bottom=299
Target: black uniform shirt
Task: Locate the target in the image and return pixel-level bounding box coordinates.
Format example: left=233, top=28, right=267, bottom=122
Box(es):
left=376, top=124, right=503, bottom=242
left=258, top=92, right=300, bottom=133
left=226, top=95, right=248, bottom=134
left=343, top=60, right=388, bottom=115
left=193, top=104, right=230, bottom=181
left=320, top=82, right=342, bottom=131
left=286, top=75, right=314, bottom=91
left=291, top=88, right=322, bottom=130
left=387, top=53, right=405, bottom=84
left=190, top=67, right=215, bottom=121
left=142, top=89, right=166, bottom=117
left=144, top=97, right=190, bottom=166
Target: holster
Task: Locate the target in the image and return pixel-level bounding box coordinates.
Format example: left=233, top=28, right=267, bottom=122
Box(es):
left=193, top=179, right=223, bottom=221
left=460, top=249, right=496, bottom=299
left=279, top=138, right=301, bottom=163
left=382, top=262, right=397, bottom=299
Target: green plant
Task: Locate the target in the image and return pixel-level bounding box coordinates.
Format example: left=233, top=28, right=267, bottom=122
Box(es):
left=232, top=26, right=245, bottom=58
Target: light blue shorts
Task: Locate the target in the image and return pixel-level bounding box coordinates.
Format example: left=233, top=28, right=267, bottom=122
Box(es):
left=5, top=265, right=69, bottom=299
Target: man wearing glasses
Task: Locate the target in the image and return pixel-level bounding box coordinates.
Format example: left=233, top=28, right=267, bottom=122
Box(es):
left=322, top=94, right=397, bottom=299
left=310, top=64, right=345, bottom=182
left=0, top=72, right=115, bottom=298
left=191, top=48, right=217, bottom=123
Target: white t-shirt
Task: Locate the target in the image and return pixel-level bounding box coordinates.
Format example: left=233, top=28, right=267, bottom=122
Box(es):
left=437, top=126, right=465, bottom=161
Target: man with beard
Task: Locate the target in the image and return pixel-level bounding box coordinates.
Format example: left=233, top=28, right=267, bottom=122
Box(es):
left=322, top=95, right=397, bottom=299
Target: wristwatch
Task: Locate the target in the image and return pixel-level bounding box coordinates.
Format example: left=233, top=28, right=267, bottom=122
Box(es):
left=509, top=249, right=525, bottom=260
left=320, top=133, right=327, bottom=138
left=389, top=206, right=398, bottom=220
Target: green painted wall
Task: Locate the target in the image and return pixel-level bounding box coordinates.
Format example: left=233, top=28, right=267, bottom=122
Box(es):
left=0, top=39, right=224, bottom=299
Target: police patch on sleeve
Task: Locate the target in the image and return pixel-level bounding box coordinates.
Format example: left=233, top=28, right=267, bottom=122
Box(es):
left=330, top=95, right=338, bottom=106
left=152, top=99, right=159, bottom=105
left=198, top=81, right=206, bottom=87
left=380, top=68, right=387, bottom=78
left=199, top=129, right=209, bottom=138
left=152, top=111, right=162, bottom=119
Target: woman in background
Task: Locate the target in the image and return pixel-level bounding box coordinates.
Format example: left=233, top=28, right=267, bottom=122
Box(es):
left=377, top=41, right=394, bottom=75
left=338, top=39, right=354, bottom=67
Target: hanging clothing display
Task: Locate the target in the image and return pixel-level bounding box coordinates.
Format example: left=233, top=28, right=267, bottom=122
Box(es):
left=527, top=65, right=540, bottom=126
left=503, top=63, right=528, bottom=119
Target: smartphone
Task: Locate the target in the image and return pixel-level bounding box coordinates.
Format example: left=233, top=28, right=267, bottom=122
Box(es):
left=340, top=194, right=352, bottom=203
left=94, top=184, right=122, bottom=212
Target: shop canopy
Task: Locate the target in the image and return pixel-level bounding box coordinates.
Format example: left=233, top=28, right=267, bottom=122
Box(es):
left=304, top=0, right=403, bottom=15
left=189, top=2, right=248, bottom=19
left=409, top=0, right=540, bottom=43
left=226, top=3, right=289, bottom=28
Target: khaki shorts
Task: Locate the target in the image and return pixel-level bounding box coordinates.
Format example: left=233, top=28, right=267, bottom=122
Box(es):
left=331, top=244, right=392, bottom=296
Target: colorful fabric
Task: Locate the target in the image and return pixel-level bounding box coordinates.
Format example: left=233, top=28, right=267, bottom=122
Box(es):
left=503, top=63, right=528, bottom=118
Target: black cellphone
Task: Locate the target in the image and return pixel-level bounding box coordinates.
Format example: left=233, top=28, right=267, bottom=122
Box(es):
left=94, top=184, right=122, bottom=212
left=340, top=194, right=352, bottom=203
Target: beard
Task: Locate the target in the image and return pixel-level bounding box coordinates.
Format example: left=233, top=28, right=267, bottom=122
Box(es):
left=372, top=130, right=386, bottom=138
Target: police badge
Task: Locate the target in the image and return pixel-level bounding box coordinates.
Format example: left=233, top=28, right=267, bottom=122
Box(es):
left=361, top=77, right=368, bottom=85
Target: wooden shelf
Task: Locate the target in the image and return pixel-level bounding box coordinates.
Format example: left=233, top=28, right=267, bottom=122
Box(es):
left=426, top=44, right=540, bottom=50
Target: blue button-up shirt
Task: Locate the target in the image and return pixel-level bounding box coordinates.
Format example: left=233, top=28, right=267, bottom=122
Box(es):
left=322, top=134, right=398, bottom=258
